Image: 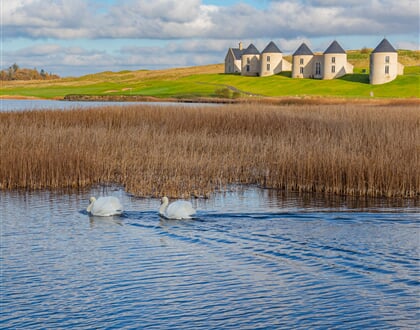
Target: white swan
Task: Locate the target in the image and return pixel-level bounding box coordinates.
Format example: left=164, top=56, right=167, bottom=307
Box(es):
left=159, top=196, right=196, bottom=219
left=86, top=196, right=123, bottom=217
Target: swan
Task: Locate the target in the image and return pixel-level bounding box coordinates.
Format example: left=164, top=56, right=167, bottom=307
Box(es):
left=159, top=196, right=196, bottom=219
left=86, top=196, right=123, bottom=217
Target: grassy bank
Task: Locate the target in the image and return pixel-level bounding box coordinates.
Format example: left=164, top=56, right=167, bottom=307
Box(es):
left=2, top=68, right=419, bottom=100
left=1, top=49, right=419, bottom=100
left=1, top=104, right=419, bottom=199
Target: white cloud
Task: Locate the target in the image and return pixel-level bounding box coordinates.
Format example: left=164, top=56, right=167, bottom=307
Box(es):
left=3, top=0, right=417, bottom=40
left=2, top=0, right=418, bottom=76
left=130, top=0, right=202, bottom=23
left=3, top=40, right=225, bottom=76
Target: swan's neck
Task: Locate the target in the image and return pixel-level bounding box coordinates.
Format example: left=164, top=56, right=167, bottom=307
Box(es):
left=87, top=202, right=94, bottom=213
left=86, top=197, right=96, bottom=213
left=159, top=200, right=168, bottom=216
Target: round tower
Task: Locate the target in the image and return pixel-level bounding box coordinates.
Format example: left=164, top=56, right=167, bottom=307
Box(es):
left=370, top=38, right=399, bottom=85
left=260, top=41, right=283, bottom=77
left=292, top=43, right=314, bottom=78
left=323, top=40, right=347, bottom=80
left=241, top=44, right=260, bottom=76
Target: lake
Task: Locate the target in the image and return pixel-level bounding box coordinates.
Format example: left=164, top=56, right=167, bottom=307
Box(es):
left=0, top=99, right=214, bottom=112
left=1, top=186, right=419, bottom=329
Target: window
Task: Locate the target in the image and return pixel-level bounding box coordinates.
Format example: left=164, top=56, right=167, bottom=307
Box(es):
left=332, top=65, right=336, bottom=73
left=385, top=56, right=390, bottom=63
left=267, top=56, right=271, bottom=62
left=267, top=64, right=271, bottom=71
left=300, top=58, right=304, bottom=65
left=315, top=62, right=321, bottom=75
left=332, top=57, right=336, bottom=63
left=247, top=58, right=250, bottom=64
left=246, top=65, right=250, bottom=72
left=300, top=67, right=304, bottom=74
left=385, top=65, right=389, bottom=74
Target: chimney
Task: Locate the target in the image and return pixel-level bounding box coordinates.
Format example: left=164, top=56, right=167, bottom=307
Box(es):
left=239, top=42, right=243, bottom=50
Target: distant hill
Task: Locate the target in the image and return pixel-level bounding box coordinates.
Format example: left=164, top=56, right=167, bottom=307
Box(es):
left=1, top=50, right=419, bottom=100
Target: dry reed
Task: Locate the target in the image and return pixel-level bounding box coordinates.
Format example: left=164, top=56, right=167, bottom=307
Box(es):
left=0, top=103, right=419, bottom=199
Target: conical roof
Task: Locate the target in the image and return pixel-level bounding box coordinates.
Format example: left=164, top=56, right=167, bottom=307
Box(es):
left=262, top=41, right=282, bottom=53
left=293, top=43, right=313, bottom=56
left=243, top=43, right=260, bottom=55
left=324, top=40, right=346, bottom=54
left=372, top=38, right=397, bottom=53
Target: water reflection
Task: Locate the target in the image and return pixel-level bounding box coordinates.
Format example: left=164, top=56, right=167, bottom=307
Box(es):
left=204, top=185, right=419, bottom=213
left=88, top=215, right=124, bottom=228
left=269, top=188, right=419, bottom=211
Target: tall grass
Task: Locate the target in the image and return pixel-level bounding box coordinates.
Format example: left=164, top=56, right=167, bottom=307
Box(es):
left=0, top=104, right=418, bottom=198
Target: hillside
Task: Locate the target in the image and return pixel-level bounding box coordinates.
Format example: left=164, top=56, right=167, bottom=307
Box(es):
left=1, top=50, right=419, bottom=100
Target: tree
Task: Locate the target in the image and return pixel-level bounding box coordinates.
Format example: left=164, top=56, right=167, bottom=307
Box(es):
left=11, top=63, right=19, bottom=72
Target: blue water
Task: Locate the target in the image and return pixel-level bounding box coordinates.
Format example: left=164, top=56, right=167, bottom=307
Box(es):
left=1, top=187, right=419, bottom=329
left=0, top=99, right=213, bottom=112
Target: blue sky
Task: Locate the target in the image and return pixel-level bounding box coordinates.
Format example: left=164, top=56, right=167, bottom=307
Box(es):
left=2, top=0, right=418, bottom=77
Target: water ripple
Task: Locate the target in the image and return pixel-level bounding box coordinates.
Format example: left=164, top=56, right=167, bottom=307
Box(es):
left=1, top=188, right=419, bottom=329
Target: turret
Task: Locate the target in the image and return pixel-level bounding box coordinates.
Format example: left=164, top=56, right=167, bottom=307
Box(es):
left=369, top=38, right=403, bottom=85
left=323, top=40, right=349, bottom=80
left=241, top=44, right=261, bottom=76
left=292, top=43, right=314, bottom=78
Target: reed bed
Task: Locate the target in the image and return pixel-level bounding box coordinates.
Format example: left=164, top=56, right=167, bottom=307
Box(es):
left=1, top=103, right=419, bottom=198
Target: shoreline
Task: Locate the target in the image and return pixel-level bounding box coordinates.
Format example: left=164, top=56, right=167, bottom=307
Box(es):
left=2, top=94, right=420, bottom=106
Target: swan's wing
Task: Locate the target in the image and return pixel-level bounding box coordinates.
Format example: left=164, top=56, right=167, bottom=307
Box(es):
left=166, top=201, right=196, bottom=219
left=92, top=197, right=123, bottom=216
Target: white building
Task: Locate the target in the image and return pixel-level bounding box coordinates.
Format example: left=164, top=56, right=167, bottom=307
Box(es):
left=260, top=41, right=292, bottom=77
left=225, top=41, right=291, bottom=77
left=241, top=43, right=261, bottom=76
left=369, top=38, right=404, bottom=85
left=225, top=38, right=404, bottom=85
left=224, top=42, right=244, bottom=74
left=292, top=41, right=353, bottom=79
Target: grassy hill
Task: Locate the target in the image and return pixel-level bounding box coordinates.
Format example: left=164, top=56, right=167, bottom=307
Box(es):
left=1, top=50, right=419, bottom=100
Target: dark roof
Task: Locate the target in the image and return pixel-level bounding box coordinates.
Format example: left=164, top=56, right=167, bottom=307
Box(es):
left=372, top=38, right=397, bottom=53
left=262, top=41, right=282, bottom=53
left=243, top=43, right=260, bottom=55
left=293, top=43, right=313, bottom=56
left=231, top=48, right=243, bottom=60
left=324, top=40, right=346, bottom=54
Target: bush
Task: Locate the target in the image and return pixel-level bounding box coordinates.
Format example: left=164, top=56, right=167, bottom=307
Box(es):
left=215, top=87, right=232, bottom=98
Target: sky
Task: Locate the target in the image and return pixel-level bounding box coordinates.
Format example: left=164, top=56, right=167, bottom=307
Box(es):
left=1, top=0, right=419, bottom=77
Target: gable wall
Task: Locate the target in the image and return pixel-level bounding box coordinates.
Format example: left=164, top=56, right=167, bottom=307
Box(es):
left=225, top=50, right=241, bottom=73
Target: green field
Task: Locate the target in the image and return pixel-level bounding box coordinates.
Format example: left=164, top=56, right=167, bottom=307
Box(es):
left=2, top=50, right=419, bottom=100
